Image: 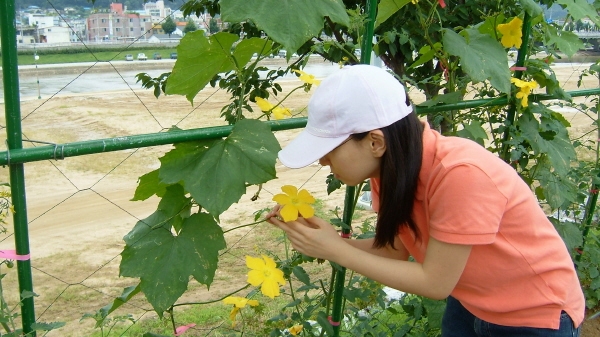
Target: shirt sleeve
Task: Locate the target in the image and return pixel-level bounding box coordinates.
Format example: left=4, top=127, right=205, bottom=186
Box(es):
left=427, top=164, right=508, bottom=245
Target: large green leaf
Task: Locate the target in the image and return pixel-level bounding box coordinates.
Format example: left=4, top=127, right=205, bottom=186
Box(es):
left=233, top=38, right=274, bottom=68
left=132, top=169, right=167, bottom=201
left=220, top=0, right=349, bottom=53
left=557, top=0, right=600, bottom=26
left=520, top=0, right=543, bottom=17
left=535, top=158, right=578, bottom=209
left=375, top=0, right=411, bottom=28
left=545, top=24, right=583, bottom=58
left=549, top=217, right=583, bottom=253
left=158, top=119, right=280, bottom=217
left=120, top=185, right=225, bottom=314
left=166, top=32, right=238, bottom=102
left=518, top=113, right=576, bottom=176
left=442, top=28, right=511, bottom=93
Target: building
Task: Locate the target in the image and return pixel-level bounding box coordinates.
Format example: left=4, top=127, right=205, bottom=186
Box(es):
left=86, top=3, right=153, bottom=42
left=37, top=26, right=71, bottom=43
left=144, top=0, right=172, bottom=23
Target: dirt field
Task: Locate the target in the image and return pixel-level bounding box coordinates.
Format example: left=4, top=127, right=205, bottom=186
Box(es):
left=0, top=57, right=600, bottom=336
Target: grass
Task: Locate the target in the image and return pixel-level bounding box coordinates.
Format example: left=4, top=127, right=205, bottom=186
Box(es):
left=18, top=48, right=178, bottom=66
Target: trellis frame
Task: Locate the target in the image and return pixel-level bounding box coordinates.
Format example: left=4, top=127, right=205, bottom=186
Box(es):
left=2, top=2, right=600, bottom=336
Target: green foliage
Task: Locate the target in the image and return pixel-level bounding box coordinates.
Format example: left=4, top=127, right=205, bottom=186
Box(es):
left=162, top=16, right=177, bottom=37
left=184, top=19, right=198, bottom=34
left=97, top=0, right=600, bottom=335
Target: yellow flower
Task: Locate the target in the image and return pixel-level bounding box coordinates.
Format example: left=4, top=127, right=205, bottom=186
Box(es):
left=255, top=97, right=292, bottom=120
left=272, top=185, right=316, bottom=222
left=222, top=296, right=259, bottom=326
left=246, top=255, right=286, bottom=299
left=497, top=17, right=523, bottom=49
left=288, top=324, right=303, bottom=336
left=292, top=69, right=321, bottom=86
left=411, top=0, right=419, bottom=4
left=511, top=78, right=538, bottom=107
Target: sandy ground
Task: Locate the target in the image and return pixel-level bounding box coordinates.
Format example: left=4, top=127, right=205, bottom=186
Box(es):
left=0, top=57, right=599, bottom=336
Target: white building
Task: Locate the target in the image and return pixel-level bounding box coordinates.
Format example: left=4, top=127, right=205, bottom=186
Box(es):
left=37, top=26, right=71, bottom=44
left=144, top=0, right=172, bottom=23
left=27, top=14, right=58, bottom=28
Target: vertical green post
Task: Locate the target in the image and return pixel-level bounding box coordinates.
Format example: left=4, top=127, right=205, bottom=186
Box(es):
left=500, top=12, right=532, bottom=162
left=0, top=1, right=37, bottom=336
left=330, top=0, right=378, bottom=335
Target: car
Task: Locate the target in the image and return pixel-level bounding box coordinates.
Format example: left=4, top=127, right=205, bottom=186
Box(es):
left=137, top=53, right=147, bottom=61
left=153, top=53, right=162, bottom=60
left=278, top=50, right=287, bottom=58
left=170, top=52, right=178, bottom=59
left=125, top=54, right=133, bottom=61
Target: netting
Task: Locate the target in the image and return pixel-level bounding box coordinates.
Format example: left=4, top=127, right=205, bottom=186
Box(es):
left=2, top=1, right=600, bottom=337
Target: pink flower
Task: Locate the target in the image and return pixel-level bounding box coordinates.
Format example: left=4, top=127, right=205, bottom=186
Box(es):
left=438, top=0, right=446, bottom=8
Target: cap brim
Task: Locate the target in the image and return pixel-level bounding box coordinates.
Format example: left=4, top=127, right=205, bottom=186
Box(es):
left=278, top=130, right=348, bottom=169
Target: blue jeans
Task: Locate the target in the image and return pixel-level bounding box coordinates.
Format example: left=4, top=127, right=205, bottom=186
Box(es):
left=442, top=296, right=581, bottom=337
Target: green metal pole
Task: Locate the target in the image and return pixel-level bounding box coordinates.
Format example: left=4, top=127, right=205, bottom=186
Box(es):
left=500, top=12, right=532, bottom=162
left=330, top=1, right=378, bottom=335
left=0, top=1, right=37, bottom=336
left=0, top=89, right=597, bottom=166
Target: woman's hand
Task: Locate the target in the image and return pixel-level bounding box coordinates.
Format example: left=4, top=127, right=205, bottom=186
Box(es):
left=266, top=212, right=347, bottom=261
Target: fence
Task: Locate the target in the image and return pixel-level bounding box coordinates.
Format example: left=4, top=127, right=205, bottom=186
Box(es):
left=2, top=1, right=600, bottom=337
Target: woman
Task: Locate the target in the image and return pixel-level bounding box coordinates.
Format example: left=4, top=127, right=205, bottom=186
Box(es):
left=267, top=64, right=584, bottom=336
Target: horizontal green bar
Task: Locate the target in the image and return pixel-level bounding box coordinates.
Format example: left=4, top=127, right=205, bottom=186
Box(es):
left=0, top=118, right=307, bottom=166
left=416, top=88, right=600, bottom=114
left=2, top=87, right=599, bottom=166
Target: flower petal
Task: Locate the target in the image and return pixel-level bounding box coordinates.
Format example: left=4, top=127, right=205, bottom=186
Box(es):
left=273, top=193, right=292, bottom=205
left=229, top=307, right=240, bottom=324
left=297, top=189, right=316, bottom=204
left=296, top=203, right=315, bottom=219
left=260, top=278, right=281, bottom=298
left=281, top=185, right=298, bottom=197
left=247, top=299, right=260, bottom=307
left=246, top=255, right=266, bottom=270
left=247, top=270, right=265, bottom=286
left=255, top=97, right=274, bottom=112
left=223, top=296, right=243, bottom=306
left=262, top=255, right=277, bottom=269
left=280, top=204, right=299, bottom=222
left=271, top=267, right=286, bottom=286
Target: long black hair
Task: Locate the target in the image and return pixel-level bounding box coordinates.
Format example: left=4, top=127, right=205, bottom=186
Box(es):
left=352, top=110, right=424, bottom=249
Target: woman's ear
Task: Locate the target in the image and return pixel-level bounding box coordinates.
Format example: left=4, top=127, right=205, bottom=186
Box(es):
left=368, top=130, right=386, bottom=157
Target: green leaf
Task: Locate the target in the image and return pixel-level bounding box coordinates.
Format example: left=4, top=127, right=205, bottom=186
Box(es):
left=233, top=38, right=274, bottom=67
left=120, top=185, right=225, bottom=314
left=166, top=31, right=239, bottom=103
left=520, top=0, right=543, bottom=17
left=545, top=24, right=584, bottom=58
left=549, top=218, right=583, bottom=252
left=518, top=113, right=576, bottom=176
left=442, top=28, right=511, bottom=93
left=535, top=158, right=578, bottom=209
left=97, top=284, right=141, bottom=327
left=142, top=333, right=170, bottom=337
left=132, top=169, right=167, bottom=201
left=422, top=298, right=446, bottom=330
left=159, top=119, right=280, bottom=216
left=557, top=0, right=600, bottom=27
left=292, top=266, right=311, bottom=285
left=456, top=120, right=488, bottom=145
left=21, top=290, right=38, bottom=299
left=221, top=0, right=349, bottom=53
left=375, top=0, right=411, bottom=28
left=30, top=322, right=66, bottom=331
left=316, top=311, right=335, bottom=336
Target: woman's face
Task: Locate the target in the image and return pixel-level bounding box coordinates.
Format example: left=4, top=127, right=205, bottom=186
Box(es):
left=318, top=131, right=385, bottom=186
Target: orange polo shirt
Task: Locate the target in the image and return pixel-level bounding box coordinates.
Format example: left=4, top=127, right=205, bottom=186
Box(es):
left=371, top=122, right=584, bottom=329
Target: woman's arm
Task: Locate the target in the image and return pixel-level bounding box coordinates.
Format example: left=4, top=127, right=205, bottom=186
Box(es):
left=345, top=236, right=410, bottom=261
left=269, top=216, right=471, bottom=300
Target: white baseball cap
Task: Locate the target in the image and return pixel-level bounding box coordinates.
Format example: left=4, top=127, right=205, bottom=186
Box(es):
left=278, top=64, right=413, bottom=168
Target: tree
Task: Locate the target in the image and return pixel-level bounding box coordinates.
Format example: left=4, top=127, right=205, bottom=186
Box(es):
left=209, top=18, right=219, bottom=34
left=183, top=19, right=197, bottom=34
left=162, top=16, right=176, bottom=37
